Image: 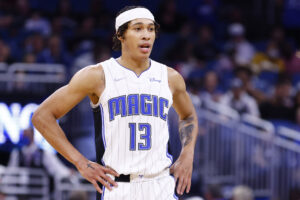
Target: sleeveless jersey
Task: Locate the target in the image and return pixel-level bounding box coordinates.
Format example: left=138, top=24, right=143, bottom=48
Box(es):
left=91, top=57, right=173, bottom=176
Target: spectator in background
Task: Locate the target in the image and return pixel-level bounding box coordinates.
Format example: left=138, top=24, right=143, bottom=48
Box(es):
left=72, top=16, right=97, bottom=58
left=7, top=127, right=73, bottom=198
left=259, top=78, right=294, bottom=121
left=220, top=78, right=260, bottom=117
left=56, top=0, right=73, bottom=18
left=234, top=67, right=267, bottom=104
left=23, top=53, right=36, bottom=63
left=51, top=17, right=67, bottom=36
left=8, top=127, right=72, bottom=179
left=194, top=0, right=218, bottom=27
left=232, top=185, right=254, bottom=200
left=164, top=22, right=197, bottom=79
left=193, top=25, right=219, bottom=63
left=24, top=11, right=51, bottom=36
left=156, top=0, right=186, bottom=33
left=53, top=0, right=77, bottom=34
left=234, top=67, right=253, bottom=89
left=13, top=52, right=37, bottom=91
left=251, top=41, right=285, bottom=74
left=186, top=79, right=202, bottom=110
left=164, top=22, right=195, bottom=65
left=200, top=71, right=223, bottom=106
left=284, top=48, right=300, bottom=75
left=76, top=16, right=96, bottom=40
left=269, top=26, right=292, bottom=57
left=225, top=23, right=255, bottom=67
left=90, top=0, right=111, bottom=29
left=37, top=35, right=72, bottom=68
left=0, top=39, right=14, bottom=63
left=12, top=0, right=31, bottom=28
left=0, top=9, right=13, bottom=29
left=204, top=184, right=223, bottom=200
left=24, top=33, right=45, bottom=56
left=268, top=27, right=297, bottom=75
left=72, top=43, right=111, bottom=74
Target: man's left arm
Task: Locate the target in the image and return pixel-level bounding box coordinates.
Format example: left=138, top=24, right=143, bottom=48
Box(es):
left=168, top=67, right=199, bottom=195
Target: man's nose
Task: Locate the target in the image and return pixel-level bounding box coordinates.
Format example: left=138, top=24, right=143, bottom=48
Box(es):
left=142, top=30, right=151, bottom=40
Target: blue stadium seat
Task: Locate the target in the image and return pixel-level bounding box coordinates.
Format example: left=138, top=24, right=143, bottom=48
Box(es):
left=253, top=40, right=267, bottom=52
left=292, top=73, right=300, bottom=86
left=219, top=70, right=234, bottom=91
left=258, top=71, right=278, bottom=85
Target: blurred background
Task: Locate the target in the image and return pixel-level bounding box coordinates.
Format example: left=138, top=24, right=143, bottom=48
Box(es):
left=0, top=0, right=300, bottom=199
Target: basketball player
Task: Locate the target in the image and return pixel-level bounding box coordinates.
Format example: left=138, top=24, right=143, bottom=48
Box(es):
left=32, top=6, right=198, bottom=199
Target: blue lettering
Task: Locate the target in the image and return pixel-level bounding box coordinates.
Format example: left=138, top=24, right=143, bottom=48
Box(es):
left=152, top=95, right=158, bottom=117
left=108, top=96, right=127, bottom=121
left=140, top=94, right=152, bottom=115
left=128, top=94, right=139, bottom=115
left=159, top=98, right=168, bottom=121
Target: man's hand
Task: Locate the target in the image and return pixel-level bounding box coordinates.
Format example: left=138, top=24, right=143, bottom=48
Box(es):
left=170, top=150, right=194, bottom=195
left=76, top=160, right=119, bottom=194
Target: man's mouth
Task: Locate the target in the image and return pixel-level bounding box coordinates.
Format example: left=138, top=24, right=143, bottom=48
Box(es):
left=139, top=44, right=151, bottom=53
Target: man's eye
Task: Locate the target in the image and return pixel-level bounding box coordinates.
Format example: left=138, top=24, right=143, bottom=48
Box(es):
left=135, top=27, right=141, bottom=31
left=148, top=27, right=154, bottom=31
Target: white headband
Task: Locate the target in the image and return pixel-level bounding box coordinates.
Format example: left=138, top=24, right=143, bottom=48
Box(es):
left=115, top=8, right=155, bottom=31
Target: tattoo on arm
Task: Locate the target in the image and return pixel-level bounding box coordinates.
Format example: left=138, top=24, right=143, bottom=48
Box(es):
left=87, top=163, right=95, bottom=170
left=179, top=116, right=194, bottom=147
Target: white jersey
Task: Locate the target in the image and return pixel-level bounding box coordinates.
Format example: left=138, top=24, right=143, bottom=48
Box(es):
left=91, top=57, right=173, bottom=176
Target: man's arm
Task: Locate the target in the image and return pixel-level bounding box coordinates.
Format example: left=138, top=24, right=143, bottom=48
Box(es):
left=32, top=65, right=118, bottom=193
left=168, top=67, right=199, bottom=195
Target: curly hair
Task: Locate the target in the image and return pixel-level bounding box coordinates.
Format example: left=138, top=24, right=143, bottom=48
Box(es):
left=112, top=6, right=160, bottom=51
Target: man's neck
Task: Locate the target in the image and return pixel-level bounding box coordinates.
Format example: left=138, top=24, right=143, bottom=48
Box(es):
left=117, top=54, right=150, bottom=76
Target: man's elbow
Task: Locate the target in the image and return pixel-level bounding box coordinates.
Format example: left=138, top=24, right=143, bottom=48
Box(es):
left=31, top=109, right=43, bottom=127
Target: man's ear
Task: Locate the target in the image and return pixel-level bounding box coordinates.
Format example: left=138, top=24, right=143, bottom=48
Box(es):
left=117, top=32, right=124, bottom=42
left=117, top=32, right=125, bottom=42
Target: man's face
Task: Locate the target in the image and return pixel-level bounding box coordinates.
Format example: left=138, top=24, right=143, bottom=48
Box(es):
left=120, top=18, right=156, bottom=59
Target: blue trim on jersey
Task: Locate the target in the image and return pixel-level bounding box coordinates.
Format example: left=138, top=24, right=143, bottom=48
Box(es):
left=173, top=194, right=179, bottom=200
left=114, top=58, right=152, bottom=78
left=166, top=143, right=173, bottom=165
left=101, top=186, right=105, bottom=200
left=100, top=104, right=106, bottom=165
left=166, top=115, right=173, bottom=166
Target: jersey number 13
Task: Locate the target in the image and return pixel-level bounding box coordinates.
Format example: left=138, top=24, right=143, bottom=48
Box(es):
left=129, top=123, right=151, bottom=151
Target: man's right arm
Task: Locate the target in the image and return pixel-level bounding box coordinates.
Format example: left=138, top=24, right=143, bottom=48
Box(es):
left=32, top=65, right=118, bottom=193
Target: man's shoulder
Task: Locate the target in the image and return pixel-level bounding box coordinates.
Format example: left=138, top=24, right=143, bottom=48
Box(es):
left=77, top=62, right=104, bottom=77
left=70, top=62, right=105, bottom=93
left=166, top=66, right=181, bottom=80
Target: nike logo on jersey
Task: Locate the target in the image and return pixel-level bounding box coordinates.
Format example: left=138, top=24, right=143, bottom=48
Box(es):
left=114, top=77, right=126, bottom=82
left=149, top=77, right=161, bottom=83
